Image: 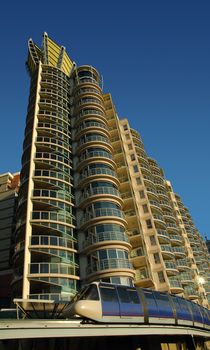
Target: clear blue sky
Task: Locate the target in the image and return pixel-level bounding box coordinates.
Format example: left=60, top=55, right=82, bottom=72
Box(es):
left=0, top=0, right=209, bottom=239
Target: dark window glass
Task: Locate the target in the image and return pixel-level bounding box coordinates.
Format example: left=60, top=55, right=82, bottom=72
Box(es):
left=81, top=285, right=99, bottom=301
left=100, top=287, right=118, bottom=302
left=117, top=287, right=130, bottom=303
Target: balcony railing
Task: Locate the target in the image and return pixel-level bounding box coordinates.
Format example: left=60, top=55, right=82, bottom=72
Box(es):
left=87, top=258, right=133, bottom=274
left=83, top=231, right=129, bottom=247
left=79, top=187, right=121, bottom=203
left=79, top=167, right=117, bottom=181
left=169, top=279, right=182, bottom=288
left=130, top=247, right=145, bottom=258
left=165, top=261, right=177, bottom=270
left=81, top=208, right=125, bottom=225
left=29, top=262, right=77, bottom=276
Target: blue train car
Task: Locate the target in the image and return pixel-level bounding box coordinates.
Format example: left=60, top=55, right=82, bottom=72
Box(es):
left=63, top=282, right=210, bottom=330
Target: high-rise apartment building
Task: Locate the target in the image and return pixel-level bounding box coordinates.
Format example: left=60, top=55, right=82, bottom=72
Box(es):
left=0, top=172, right=19, bottom=306
left=10, top=33, right=209, bottom=308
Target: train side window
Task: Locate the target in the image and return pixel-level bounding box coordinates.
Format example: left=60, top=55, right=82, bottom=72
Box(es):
left=100, top=286, right=118, bottom=302
left=128, top=289, right=139, bottom=304
left=81, top=285, right=99, bottom=300
left=117, top=287, right=130, bottom=303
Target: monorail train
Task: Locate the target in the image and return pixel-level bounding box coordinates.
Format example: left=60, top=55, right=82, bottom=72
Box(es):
left=63, top=282, right=210, bottom=330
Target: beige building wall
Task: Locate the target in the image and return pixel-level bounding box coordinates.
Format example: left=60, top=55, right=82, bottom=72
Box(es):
left=0, top=172, right=19, bottom=306
left=103, top=93, right=210, bottom=308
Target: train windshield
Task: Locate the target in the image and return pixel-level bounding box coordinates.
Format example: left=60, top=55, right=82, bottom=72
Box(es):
left=79, top=284, right=100, bottom=301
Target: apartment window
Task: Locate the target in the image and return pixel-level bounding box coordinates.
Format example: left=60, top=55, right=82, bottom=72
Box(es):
left=133, top=165, right=139, bottom=173
left=128, top=143, right=133, bottom=150
left=142, top=204, right=149, bottom=213
left=130, top=154, right=135, bottom=161
left=146, top=219, right=152, bottom=229
left=123, top=124, right=128, bottom=131
left=153, top=253, right=161, bottom=264
left=139, top=190, right=145, bottom=198
left=149, top=235, right=156, bottom=246
left=136, top=177, right=141, bottom=185
left=158, top=271, right=165, bottom=283
left=125, top=134, right=130, bottom=140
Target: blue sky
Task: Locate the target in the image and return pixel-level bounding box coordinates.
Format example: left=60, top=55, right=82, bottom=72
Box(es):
left=0, top=0, right=209, bottom=239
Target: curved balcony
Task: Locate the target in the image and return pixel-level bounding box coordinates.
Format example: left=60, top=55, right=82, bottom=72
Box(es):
left=34, top=152, right=72, bottom=167
left=33, top=169, right=72, bottom=184
left=36, top=136, right=70, bottom=152
left=176, top=259, right=191, bottom=271
left=130, top=247, right=146, bottom=268
left=172, top=246, right=186, bottom=257
left=77, top=135, right=112, bottom=154
left=166, top=222, right=179, bottom=233
left=82, top=231, right=130, bottom=251
left=29, top=276, right=78, bottom=297
left=76, top=108, right=107, bottom=126
left=80, top=208, right=126, bottom=228
left=149, top=200, right=161, bottom=211
left=76, top=150, right=115, bottom=170
left=28, top=292, right=73, bottom=302
left=31, top=211, right=74, bottom=226
left=74, top=86, right=101, bottom=99
left=170, top=234, right=183, bottom=245
left=191, top=247, right=203, bottom=255
left=30, top=235, right=76, bottom=250
left=163, top=213, right=177, bottom=223
left=156, top=229, right=170, bottom=243
left=38, top=109, right=69, bottom=123
left=37, top=122, right=70, bottom=138
left=160, top=244, right=174, bottom=258
left=168, top=278, right=183, bottom=293
left=180, top=273, right=194, bottom=284
left=146, top=188, right=159, bottom=200
left=33, top=188, right=72, bottom=203
left=159, top=199, right=171, bottom=209
left=75, top=120, right=109, bottom=139
left=134, top=268, right=154, bottom=288
left=75, top=97, right=105, bottom=114
left=184, top=286, right=198, bottom=299
left=29, top=262, right=77, bottom=276
left=153, top=214, right=166, bottom=228
left=164, top=261, right=179, bottom=275
left=86, top=258, right=134, bottom=275
left=79, top=167, right=118, bottom=185
left=78, top=186, right=122, bottom=206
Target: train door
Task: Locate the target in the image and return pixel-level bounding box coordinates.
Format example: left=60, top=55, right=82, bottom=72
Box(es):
left=99, top=284, right=120, bottom=318
left=116, top=286, right=143, bottom=319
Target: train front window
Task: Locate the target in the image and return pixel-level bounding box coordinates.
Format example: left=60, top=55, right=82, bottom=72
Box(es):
left=80, top=285, right=99, bottom=300
left=100, top=286, right=118, bottom=302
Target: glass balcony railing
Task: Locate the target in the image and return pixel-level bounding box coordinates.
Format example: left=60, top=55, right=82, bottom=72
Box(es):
left=29, top=262, right=77, bottom=275
left=30, top=235, right=76, bottom=249
left=79, top=167, right=117, bottom=181
left=135, top=268, right=150, bottom=280
left=31, top=211, right=74, bottom=225
left=160, top=245, right=173, bottom=253
left=83, top=231, right=129, bottom=247
left=169, top=279, right=182, bottom=288
left=130, top=247, right=145, bottom=258
left=78, top=151, right=112, bottom=164
left=165, top=261, right=177, bottom=270
left=78, top=135, right=110, bottom=147
left=87, top=258, right=133, bottom=274
left=81, top=208, right=125, bottom=225
left=79, top=187, right=121, bottom=203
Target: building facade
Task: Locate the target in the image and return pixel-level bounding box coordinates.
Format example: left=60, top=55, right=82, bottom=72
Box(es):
left=10, top=33, right=210, bottom=308
left=0, top=172, right=19, bottom=306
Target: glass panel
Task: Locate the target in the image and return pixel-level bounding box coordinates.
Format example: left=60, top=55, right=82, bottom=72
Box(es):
left=100, top=286, right=118, bottom=302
